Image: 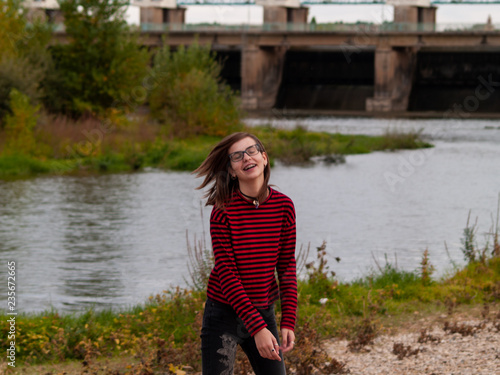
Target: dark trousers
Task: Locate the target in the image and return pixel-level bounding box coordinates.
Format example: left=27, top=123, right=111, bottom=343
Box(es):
left=201, top=298, right=287, bottom=375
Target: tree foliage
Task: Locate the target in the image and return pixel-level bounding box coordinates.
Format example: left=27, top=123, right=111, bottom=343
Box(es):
left=0, top=0, right=52, bottom=120
left=3, top=88, right=41, bottom=156
left=46, top=0, right=150, bottom=116
left=149, top=42, right=242, bottom=138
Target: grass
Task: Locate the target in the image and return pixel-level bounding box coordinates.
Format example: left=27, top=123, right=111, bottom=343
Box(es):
left=0, top=114, right=432, bottom=179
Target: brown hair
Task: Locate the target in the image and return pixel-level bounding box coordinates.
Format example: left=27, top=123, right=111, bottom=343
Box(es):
left=193, top=132, right=271, bottom=210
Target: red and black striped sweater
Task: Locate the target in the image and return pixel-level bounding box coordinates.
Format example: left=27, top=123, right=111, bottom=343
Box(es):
left=207, top=187, right=298, bottom=336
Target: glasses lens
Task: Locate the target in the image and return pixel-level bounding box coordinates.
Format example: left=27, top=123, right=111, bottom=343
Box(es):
left=230, top=152, right=243, bottom=162
left=247, top=145, right=259, bottom=155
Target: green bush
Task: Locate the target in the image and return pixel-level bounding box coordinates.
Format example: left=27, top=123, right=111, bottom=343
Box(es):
left=149, top=42, right=242, bottom=138
left=2, top=89, right=41, bottom=156
left=0, top=0, right=52, bottom=120
left=0, top=56, right=48, bottom=120
left=45, top=0, right=150, bottom=116
left=0, top=0, right=27, bottom=58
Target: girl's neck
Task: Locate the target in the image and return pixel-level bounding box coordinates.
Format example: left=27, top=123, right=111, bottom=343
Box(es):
left=239, top=178, right=265, bottom=199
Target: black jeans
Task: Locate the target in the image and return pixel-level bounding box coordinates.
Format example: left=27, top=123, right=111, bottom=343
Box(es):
left=201, top=298, right=286, bottom=375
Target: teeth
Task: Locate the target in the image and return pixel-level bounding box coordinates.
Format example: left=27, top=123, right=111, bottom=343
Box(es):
left=244, top=164, right=256, bottom=171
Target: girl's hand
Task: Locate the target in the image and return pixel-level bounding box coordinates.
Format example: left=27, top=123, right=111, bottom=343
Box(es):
left=254, top=328, right=281, bottom=361
left=280, top=328, right=295, bottom=353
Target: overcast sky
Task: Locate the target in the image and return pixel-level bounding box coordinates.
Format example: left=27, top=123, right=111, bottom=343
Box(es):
left=126, top=4, right=499, bottom=25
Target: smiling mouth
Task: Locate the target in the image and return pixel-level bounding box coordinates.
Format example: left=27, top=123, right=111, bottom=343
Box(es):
left=243, top=164, right=256, bottom=171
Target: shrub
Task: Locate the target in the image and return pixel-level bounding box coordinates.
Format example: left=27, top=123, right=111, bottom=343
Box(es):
left=0, top=0, right=52, bottom=120
left=46, top=0, right=150, bottom=116
left=0, top=0, right=27, bottom=58
left=2, top=88, right=41, bottom=156
left=149, top=42, right=242, bottom=138
left=0, top=56, right=48, bottom=121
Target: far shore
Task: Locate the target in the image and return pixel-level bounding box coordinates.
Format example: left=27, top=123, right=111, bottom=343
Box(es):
left=243, top=109, right=500, bottom=120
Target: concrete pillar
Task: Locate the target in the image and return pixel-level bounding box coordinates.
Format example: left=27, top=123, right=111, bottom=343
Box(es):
left=263, top=6, right=288, bottom=24
left=263, top=6, right=309, bottom=24
left=394, top=6, right=419, bottom=24
left=140, top=7, right=185, bottom=25
left=164, top=8, right=186, bottom=24
left=418, top=7, right=436, bottom=24
left=140, top=8, right=164, bottom=25
left=287, top=7, right=309, bottom=24
left=241, top=43, right=287, bottom=110
left=388, top=0, right=436, bottom=31
left=258, top=0, right=308, bottom=27
left=366, top=47, right=417, bottom=112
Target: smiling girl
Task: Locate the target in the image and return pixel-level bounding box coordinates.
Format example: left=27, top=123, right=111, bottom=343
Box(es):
left=194, top=132, right=298, bottom=374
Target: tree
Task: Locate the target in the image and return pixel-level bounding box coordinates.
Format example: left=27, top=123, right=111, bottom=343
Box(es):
left=46, top=0, right=150, bottom=116
left=148, top=42, right=242, bottom=138
left=0, top=0, right=52, bottom=121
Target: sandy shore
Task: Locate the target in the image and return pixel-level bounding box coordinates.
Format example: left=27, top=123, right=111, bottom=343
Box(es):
left=325, top=313, right=500, bottom=375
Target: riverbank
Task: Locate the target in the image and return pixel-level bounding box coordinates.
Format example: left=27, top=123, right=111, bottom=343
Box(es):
left=2, top=248, right=498, bottom=374
left=8, top=304, right=498, bottom=375
left=0, top=119, right=432, bottom=179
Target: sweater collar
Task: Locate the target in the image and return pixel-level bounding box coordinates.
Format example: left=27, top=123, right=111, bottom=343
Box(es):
left=236, top=186, right=273, bottom=208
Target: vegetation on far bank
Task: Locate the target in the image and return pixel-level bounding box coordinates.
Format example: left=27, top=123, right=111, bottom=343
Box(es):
left=0, top=116, right=432, bottom=179
left=1, top=210, right=499, bottom=374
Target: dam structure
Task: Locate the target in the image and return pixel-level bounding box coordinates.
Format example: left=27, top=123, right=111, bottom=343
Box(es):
left=31, top=0, right=500, bottom=114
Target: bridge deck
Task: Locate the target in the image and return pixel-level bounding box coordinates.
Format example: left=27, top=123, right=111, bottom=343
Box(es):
left=132, top=28, right=500, bottom=50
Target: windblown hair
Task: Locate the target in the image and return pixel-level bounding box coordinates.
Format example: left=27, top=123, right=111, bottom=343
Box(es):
left=193, top=132, right=271, bottom=210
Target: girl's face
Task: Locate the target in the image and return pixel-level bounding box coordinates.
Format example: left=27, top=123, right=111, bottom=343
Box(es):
left=228, top=137, right=268, bottom=185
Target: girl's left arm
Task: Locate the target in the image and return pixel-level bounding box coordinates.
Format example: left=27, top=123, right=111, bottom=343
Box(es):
left=276, top=201, right=298, bottom=334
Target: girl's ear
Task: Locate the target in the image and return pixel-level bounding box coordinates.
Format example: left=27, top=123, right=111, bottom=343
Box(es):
left=262, top=152, right=268, bottom=166
left=228, top=165, right=235, bottom=178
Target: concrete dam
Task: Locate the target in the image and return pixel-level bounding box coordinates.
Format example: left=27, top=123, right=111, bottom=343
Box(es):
left=37, top=0, right=500, bottom=114
left=216, top=46, right=500, bottom=114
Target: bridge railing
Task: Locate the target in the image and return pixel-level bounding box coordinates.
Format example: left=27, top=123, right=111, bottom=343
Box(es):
left=138, top=22, right=499, bottom=32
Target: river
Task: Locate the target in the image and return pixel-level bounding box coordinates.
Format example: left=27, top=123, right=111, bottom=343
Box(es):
left=1, top=117, right=499, bottom=313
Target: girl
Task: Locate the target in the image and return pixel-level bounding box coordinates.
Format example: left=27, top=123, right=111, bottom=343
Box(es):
left=194, top=132, right=298, bottom=375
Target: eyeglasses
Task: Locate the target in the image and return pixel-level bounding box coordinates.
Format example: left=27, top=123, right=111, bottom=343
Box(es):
left=228, top=144, right=261, bottom=162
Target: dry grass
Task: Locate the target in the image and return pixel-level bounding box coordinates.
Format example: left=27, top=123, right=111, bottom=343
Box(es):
left=35, top=112, right=159, bottom=159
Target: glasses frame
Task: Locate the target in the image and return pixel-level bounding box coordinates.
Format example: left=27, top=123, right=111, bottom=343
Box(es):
left=228, top=144, right=261, bottom=163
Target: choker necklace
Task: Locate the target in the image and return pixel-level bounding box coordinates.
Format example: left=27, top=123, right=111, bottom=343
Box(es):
left=239, top=190, right=260, bottom=209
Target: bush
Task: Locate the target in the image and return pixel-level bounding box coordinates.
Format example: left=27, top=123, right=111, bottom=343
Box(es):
left=2, top=88, right=41, bottom=156
left=0, top=0, right=27, bottom=58
left=0, top=56, right=48, bottom=120
left=149, top=42, right=242, bottom=138
left=45, top=0, right=150, bottom=116
left=0, top=0, right=52, bottom=120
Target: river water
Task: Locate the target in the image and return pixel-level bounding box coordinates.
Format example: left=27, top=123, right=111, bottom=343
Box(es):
left=1, top=117, right=499, bottom=313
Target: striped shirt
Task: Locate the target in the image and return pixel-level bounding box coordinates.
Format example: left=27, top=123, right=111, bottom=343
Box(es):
left=207, top=187, right=298, bottom=336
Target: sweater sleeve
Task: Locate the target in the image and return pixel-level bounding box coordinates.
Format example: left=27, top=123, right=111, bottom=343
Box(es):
left=210, top=209, right=268, bottom=336
left=277, top=202, right=298, bottom=331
